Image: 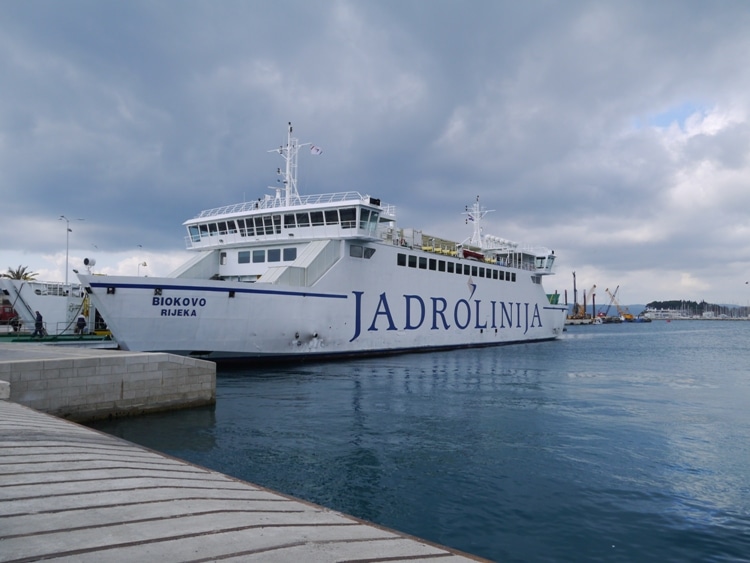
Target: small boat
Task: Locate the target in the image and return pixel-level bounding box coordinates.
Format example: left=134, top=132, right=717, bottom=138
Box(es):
left=460, top=248, right=486, bottom=262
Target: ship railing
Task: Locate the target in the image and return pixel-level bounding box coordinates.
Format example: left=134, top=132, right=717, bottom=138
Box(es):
left=12, top=280, right=84, bottom=297
left=194, top=191, right=394, bottom=218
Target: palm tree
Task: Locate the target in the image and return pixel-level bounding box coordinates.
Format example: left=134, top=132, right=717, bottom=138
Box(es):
left=2, top=265, right=38, bottom=280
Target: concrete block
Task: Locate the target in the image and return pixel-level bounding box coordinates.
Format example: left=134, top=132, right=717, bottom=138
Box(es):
left=126, top=362, right=147, bottom=374
left=71, top=357, right=100, bottom=369
left=148, top=353, right=172, bottom=364
left=75, top=366, right=98, bottom=378
left=123, top=381, right=147, bottom=394
left=46, top=358, right=75, bottom=369
left=2, top=347, right=215, bottom=419
left=86, top=372, right=120, bottom=386
left=46, top=377, right=72, bottom=390
left=86, top=382, right=118, bottom=395
left=24, top=379, right=48, bottom=392
left=123, top=354, right=148, bottom=366
left=15, top=388, right=48, bottom=404
left=15, top=369, right=44, bottom=384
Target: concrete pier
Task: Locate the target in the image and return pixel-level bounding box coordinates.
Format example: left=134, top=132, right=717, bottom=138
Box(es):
left=0, top=400, right=485, bottom=562
left=0, top=343, right=215, bottom=421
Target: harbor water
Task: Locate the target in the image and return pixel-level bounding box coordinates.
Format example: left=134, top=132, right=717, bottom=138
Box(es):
left=89, top=321, right=750, bottom=562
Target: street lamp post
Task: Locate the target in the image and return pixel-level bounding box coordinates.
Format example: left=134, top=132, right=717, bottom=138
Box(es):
left=59, top=215, right=83, bottom=285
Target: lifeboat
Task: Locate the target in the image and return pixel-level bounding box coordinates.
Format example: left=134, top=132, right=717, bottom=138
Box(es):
left=461, top=248, right=485, bottom=262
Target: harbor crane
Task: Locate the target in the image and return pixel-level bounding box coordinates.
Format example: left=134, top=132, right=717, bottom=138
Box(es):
left=569, top=272, right=596, bottom=319
left=584, top=284, right=596, bottom=318
left=598, top=285, right=619, bottom=318
left=605, top=287, right=633, bottom=321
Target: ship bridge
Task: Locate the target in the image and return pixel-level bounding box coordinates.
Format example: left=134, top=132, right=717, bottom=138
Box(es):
left=183, top=192, right=395, bottom=250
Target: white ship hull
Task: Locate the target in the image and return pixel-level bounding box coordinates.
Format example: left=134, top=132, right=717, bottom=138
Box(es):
left=77, top=124, right=566, bottom=362
left=79, top=242, right=565, bottom=361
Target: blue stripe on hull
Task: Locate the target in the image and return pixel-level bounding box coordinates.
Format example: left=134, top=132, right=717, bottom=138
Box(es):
left=88, top=281, right=348, bottom=300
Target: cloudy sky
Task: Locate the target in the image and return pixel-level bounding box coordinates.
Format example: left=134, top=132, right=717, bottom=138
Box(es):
left=3, top=0, right=750, bottom=305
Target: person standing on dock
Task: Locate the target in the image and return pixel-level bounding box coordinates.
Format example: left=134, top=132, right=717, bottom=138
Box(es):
left=32, top=311, right=44, bottom=338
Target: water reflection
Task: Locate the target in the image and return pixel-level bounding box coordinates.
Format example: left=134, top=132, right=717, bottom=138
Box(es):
left=88, top=405, right=217, bottom=454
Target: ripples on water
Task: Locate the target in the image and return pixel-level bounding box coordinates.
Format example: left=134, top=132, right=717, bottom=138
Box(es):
left=90, top=321, right=750, bottom=562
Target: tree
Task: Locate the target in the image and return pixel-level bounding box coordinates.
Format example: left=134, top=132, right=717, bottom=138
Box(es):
left=2, top=265, right=38, bottom=280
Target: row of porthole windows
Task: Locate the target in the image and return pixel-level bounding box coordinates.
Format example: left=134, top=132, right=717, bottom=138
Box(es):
left=221, top=244, right=372, bottom=266
left=225, top=247, right=298, bottom=265
left=396, top=253, right=516, bottom=282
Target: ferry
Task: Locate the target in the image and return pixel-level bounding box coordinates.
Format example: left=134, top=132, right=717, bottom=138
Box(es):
left=0, top=278, right=115, bottom=347
left=76, top=124, right=567, bottom=362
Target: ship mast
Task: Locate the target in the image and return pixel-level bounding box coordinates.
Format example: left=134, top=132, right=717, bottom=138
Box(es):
left=269, top=122, right=315, bottom=207
left=462, top=196, right=494, bottom=249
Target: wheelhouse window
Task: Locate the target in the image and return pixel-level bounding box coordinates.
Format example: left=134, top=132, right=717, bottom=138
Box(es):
left=310, top=211, right=324, bottom=226
left=340, top=207, right=356, bottom=228
left=284, top=214, right=296, bottom=228
left=237, top=218, right=250, bottom=237
left=368, top=211, right=380, bottom=233
left=189, top=225, right=200, bottom=242
left=283, top=247, right=297, bottom=261
left=324, top=210, right=339, bottom=225
left=252, top=250, right=265, bottom=263
left=268, top=248, right=281, bottom=262
left=359, top=208, right=370, bottom=230
left=263, top=216, right=274, bottom=235
left=296, top=212, right=310, bottom=227
left=238, top=251, right=250, bottom=264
